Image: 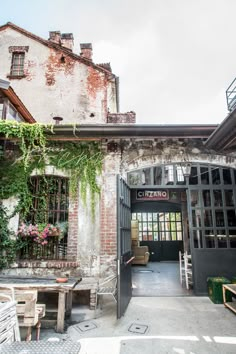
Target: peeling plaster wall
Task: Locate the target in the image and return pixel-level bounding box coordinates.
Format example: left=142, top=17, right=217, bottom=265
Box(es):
left=0, top=28, right=116, bottom=124
left=77, top=190, right=100, bottom=277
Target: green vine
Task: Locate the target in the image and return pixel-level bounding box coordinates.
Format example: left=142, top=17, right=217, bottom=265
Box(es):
left=0, top=204, right=26, bottom=269
left=0, top=121, right=103, bottom=219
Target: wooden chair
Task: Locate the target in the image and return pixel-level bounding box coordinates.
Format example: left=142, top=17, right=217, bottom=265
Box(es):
left=0, top=301, right=21, bottom=344
left=0, top=288, right=46, bottom=341
left=95, top=275, right=117, bottom=315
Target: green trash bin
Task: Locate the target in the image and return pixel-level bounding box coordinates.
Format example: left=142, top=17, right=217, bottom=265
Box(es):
left=207, top=277, right=232, bottom=304
left=231, top=277, right=236, bottom=284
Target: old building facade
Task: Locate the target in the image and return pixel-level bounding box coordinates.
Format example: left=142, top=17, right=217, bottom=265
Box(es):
left=1, top=23, right=236, bottom=314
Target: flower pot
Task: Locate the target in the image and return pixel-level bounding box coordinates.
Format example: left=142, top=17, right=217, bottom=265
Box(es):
left=56, top=278, right=68, bottom=283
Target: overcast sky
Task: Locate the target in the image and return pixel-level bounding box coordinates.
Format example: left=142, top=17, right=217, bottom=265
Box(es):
left=1, top=0, right=236, bottom=124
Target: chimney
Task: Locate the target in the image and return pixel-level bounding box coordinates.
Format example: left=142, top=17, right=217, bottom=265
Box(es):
left=80, top=43, right=93, bottom=60
left=61, top=33, right=74, bottom=51
left=49, top=31, right=61, bottom=44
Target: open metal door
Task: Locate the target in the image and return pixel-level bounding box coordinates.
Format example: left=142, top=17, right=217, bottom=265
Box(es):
left=117, top=175, right=133, bottom=318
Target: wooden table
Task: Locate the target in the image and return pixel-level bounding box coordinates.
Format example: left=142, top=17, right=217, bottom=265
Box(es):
left=0, top=276, right=81, bottom=333
left=223, top=283, right=236, bottom=314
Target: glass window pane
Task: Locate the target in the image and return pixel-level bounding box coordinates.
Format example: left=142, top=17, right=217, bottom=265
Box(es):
left=223, top=169, right=232, bottom=184
left=225, top=190, right=234, bottom=207
left=154, top=166, right=162, bottom=185
left=212, top=167, right=221, bottom=184
left=227, top=210, right=236, bottom=227
left=176, top=166, right=185, bottom=184
left=177, top=231, right=182, bottom=240
left=215, top=210, right=225, bottom=227
left=176, top=213, right=181, bottom=221
left=217, top=231, right=227, bottom=248
left=213, top=190, right=223, bottom=207
left=201, top=167, right=209, bottom=184
left=204, top=210, right=213, bottom=227
left=192, top=209, right=201, bottom=227
left=202, top=190, right=211, bottom=207
left=128, top=172, right=141, bottom=186
left=189, top=166, right=198, bottom=185
left=191, top=191, right=200, bottom=207
left=205, top=231, right=216, bottom=248
left=0, top=103, right=4, bottom=120
left=153, top=232, right=158, bottom=241
left=193, top=230, right=202, bottom=248
left=164, top=165, right=174, bottom=185
left=229, top=231, right=236, bottom=248
left=142, top=168, right=151, bottom=185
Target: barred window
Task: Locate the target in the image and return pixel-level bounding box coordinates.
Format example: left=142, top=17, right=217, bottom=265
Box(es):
left=10, top=52, right=25, bottom=76
left=28, top=176, right=69, bottom=224
left=20, top=176, right=69, bottom=260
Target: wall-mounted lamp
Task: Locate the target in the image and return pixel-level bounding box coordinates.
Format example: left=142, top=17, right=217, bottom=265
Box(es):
left=181, top=162, right=192, bottom=178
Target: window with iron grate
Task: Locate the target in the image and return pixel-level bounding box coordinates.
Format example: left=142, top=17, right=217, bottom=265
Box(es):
left=19, top=176, right=69, bottom=260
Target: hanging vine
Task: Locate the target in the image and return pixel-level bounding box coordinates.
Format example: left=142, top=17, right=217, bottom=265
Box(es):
left=0, top=121, right=104, bottom=219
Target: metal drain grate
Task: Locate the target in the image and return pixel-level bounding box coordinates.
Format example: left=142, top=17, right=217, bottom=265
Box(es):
left=128, top=323, right=148, bottom=334
left=76, top=321, right=97, bottom=332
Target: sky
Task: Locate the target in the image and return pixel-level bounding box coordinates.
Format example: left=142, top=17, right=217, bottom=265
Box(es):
left=1, top=0, right=236, bottom=124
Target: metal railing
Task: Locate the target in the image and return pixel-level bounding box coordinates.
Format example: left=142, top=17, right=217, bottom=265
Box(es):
left=19, top=237, right=67, bottom=260
left=226, top=77, right=236, bottom=111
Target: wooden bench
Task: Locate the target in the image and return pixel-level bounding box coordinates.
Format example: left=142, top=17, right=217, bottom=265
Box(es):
left=0, top=288, right=46, bottom=341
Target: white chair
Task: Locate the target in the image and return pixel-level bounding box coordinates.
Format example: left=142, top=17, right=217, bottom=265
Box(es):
left=179, top=251, right=193, bottom=290
left=95, top=275, right=117, bottom=315
left=179, top=251, right=185, bottom=285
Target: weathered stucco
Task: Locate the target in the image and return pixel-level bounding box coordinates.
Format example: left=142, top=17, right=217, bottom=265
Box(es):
left=0, top=27, right=117, bottom=124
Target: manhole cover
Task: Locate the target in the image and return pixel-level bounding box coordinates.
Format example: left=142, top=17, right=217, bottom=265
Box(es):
left=128, top=323, right=148, bottom=334
left=76, top=321, right=97, bottom=332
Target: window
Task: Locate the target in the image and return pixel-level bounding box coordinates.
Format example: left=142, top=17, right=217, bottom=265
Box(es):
left=0, top=98, right=3, bottom=119
left=28, top=176, right=69, bottom=224
left=132, top=212, right=183, bottom=241
left=6, top=103, right=24, bottom=122
left=20, top=176, right=69, bottom=260
left=10, top=52, right=25, bottom=76
left=189, top=165, right=236, bottom=249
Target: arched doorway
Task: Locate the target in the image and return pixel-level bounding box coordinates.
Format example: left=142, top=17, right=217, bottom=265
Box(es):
left=127, top=162, right=236, bottom=295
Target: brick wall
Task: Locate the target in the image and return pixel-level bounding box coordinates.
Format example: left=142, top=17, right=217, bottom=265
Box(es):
left=67, top=193, right=79, bottom=261
left=107, top=111, right=136, bottom=124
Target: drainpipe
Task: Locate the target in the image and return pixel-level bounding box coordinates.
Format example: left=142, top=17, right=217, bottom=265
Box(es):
left=115, top=76, right=120, bottom=113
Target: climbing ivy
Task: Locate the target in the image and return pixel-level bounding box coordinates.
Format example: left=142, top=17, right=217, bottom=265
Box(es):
left=0, top=121, right=103, bottom=219
left=0, top=204, right=27, bottom=269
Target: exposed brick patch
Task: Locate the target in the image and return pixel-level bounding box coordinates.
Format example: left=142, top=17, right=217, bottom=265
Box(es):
left=17, top=261, right=79, bottom=268
left=67, top=193, right=79, bottom=261
left=9, top=46, right=29, bottom=53
left=87, top=66, right=107, bottom=100
left=45, top=48, right=75, bottom=86
left=107, top=111, right=136, bottom=124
